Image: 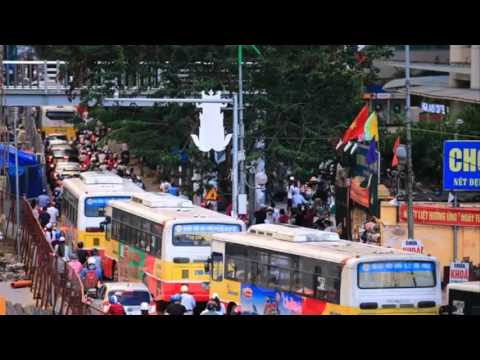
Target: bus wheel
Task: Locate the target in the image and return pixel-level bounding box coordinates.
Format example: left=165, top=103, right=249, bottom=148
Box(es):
left=227, top=302, right=237, bottom=315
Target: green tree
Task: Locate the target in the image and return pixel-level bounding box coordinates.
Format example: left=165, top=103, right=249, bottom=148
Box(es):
left=33, top=45, right=393, bottom=185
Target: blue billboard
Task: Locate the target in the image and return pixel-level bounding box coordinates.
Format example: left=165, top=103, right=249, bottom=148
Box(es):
left=443, top=141, right=480, bottom=191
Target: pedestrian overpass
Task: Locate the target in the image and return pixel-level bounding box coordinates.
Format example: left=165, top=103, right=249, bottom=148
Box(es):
left=2, top=60, right=165, bottom=107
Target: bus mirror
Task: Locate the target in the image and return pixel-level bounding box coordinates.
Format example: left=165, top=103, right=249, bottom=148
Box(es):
left=105, top=216, right=112, bottom=224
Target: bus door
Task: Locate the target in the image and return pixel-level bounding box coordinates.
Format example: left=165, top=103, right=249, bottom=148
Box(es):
left=211, top=252, right=224, bottom=283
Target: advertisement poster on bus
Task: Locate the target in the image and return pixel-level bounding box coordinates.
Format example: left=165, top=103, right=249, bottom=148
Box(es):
left=449, top=262, right=469, bottom=283
left=401, top=239, right=424, bottom=254
left=240, top=284, right=303, bottom=315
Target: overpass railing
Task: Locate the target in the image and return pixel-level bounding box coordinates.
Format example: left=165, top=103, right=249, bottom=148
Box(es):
left=2, top=61, right=70, bottom=93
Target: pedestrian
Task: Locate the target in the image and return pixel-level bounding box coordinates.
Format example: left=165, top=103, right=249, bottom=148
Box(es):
left=31, top=199, right=40, bottom=220
left=168, top=182, right=179, bottom=196
left=39, top=207, right=51, bottom=228
left=76, top=241, right=88, bottom=265
left=211, top=293, right=226, bottom=315
left=68, top=253, right=83, bottom=275
left=254, top=205, right=268, bottom=225
left=287, top=177, right=295, bottom=214
left=91, top=249, right=103, bottom=281
left=80, top=257, right=100, bottom=296
left=44, top=223, right=53, bottom=243
left=292, top=188, right=307, bottom=211
left=278, top=209, right=290, bottom=224
left=47, top=202, right=59, bottom=225
left=38, top=189, right=50, bottom=208
left=179, top=285, right=196, bottom=315
left=165, top=294, right=187, bottom=315
left=54, top=236, right=69, bottom=261
left=107, top=295, right=126, bottom=316
left=200, top=300, right=222, bottom=315
left=323, top=220, right=337, bottom=233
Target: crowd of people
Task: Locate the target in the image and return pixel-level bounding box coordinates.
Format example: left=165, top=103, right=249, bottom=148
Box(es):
left=252, top=174, right=337, bottom=233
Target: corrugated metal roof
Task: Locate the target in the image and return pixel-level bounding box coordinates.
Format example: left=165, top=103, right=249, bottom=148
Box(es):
left=384, top=76, right=449, bottom=89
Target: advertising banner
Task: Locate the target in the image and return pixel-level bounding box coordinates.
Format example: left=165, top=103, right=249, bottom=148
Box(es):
left=443, top=141, right=480, bottom=191
left=399, top=204, right=480, bottom=227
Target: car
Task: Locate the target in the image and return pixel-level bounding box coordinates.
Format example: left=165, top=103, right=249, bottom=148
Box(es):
left=48, top=144, right=77, bottom=154
left=94, top=282, right=157, bottom=315
left=50, top=148, right=80, bottom=163
left=54, top=161, right=81, bottom=178
left=46, top=133, right=69, bottom=143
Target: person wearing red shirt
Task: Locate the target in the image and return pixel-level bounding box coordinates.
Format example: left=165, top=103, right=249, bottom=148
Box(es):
left=107, top=295, right=125, bottom=316
left=278, top=209, right=290, bottom=224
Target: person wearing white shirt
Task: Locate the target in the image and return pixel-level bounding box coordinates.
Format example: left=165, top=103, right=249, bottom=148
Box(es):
left=47, top=203, right=59, bottom=225
left=179, top=285, right=196, bottom=315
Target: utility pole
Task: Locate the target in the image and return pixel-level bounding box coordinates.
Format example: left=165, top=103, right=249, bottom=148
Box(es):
left=405, top=45, right=415, bottom=240
left=238, top=56, right=246, bottom=213
left=452, top=119, right=463, bottom=261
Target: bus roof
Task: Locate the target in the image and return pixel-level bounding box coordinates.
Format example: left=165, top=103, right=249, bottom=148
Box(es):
left=41, top=105, right=76, bottom=111
left=212, top=224, right=435, bottom=264
left=63, top=171, right=144, bottom=198
left=447, top=281, right=480, bottom=293
left=110, top=192, right=242, bottom=225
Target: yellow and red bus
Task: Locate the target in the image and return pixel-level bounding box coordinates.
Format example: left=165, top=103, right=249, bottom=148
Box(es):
left=207, top=224, right=442, bottom=315
left=61, top=171, right=144, bottom=267
left=39, top=106, right=77, bottom=140
left=104, top=192, right=245, bottom=304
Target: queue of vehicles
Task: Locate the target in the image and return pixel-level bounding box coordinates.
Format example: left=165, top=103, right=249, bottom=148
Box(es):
left=38, top=107, right=475, bottom=315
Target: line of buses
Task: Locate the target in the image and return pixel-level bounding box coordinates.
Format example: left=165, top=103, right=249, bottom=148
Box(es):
left=60, top=171, right=443, bottom=315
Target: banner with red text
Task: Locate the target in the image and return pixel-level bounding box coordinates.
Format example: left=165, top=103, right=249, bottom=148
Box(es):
left=400, top=204, right=480, bottom=227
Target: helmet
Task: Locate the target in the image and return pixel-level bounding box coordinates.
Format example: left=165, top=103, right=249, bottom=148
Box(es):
left=109, top=295, right=118, bottom=304
left=87, top=257, right=96, bottom=265
left=59, top=236, right=66, bottom=242
left=140, top=302, right=149, bottom=311
left=46, top=223, right=53, bottom=229
left=180, top=285, right=189, bottom=293
left=206, top=301, right=217, bottom=311
left=212, top=293, right=220, bottom=300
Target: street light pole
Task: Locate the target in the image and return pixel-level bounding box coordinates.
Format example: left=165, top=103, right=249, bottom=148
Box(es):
left=405, top=45, right=415, bottom=239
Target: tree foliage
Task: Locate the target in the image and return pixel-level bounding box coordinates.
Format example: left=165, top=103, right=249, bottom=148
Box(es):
left=33, top=45, right=394, bottom=183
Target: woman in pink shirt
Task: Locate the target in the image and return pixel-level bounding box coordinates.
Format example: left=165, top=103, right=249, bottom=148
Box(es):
left=68, top=253, right=83, bottom=275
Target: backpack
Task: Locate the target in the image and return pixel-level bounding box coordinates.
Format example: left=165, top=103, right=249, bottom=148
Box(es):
left=83, top=270, right=98, bottom=290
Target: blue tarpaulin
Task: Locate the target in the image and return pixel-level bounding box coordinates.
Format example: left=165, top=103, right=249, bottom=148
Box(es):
left=0, top=144, right=45, bottom=198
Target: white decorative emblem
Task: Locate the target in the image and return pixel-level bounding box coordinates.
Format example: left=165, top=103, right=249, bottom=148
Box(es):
left=191, top=91, right=232, bottom=152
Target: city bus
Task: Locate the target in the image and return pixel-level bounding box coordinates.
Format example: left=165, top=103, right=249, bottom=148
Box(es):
left=441, top=281, right=480, bottom=315
left=61, top=171, right=144, bottom=267
left=104, top=192, right=245, bottom=306
left=39, top=105, right=77, bottom=140
left=206, top=224, right=442, bottom=315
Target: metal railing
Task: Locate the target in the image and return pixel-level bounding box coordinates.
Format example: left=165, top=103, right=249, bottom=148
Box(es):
left=2, top=60, right=70, bottom=93
left=1, top=190, right=103, bottom=315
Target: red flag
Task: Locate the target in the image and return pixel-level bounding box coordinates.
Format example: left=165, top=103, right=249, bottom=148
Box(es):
left=392, top=137, right=401, bottom=168
left=342, top=105, right=369, bottom=144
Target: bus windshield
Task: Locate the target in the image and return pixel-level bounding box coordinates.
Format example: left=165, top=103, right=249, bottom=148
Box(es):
left=85, top=196, right=130, bottom=217
left=173, top=223, right=241, bottom=246
left=358, top=261, right=436, bottom=289
left=46, top=111, right=75, bottom=123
